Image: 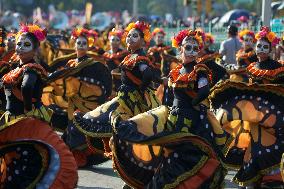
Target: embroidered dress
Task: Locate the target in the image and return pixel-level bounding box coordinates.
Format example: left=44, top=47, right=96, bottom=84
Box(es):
left=0, top=62, right=77, bottom=189
left=209, top=59, right=284, bottom=187
left=104, top=62, right=228, bottom=188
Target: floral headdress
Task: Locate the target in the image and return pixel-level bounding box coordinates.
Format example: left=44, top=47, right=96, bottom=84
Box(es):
left=255, top=26, right=280, bottom=47
left=71, top=28, right=95, bottom=47
left=239, top=29, right=256, bottom=43
left=205, top=33, right=214, bottom=44
left=172, top=29, right=203, bottom=49
left=17, top=24, right=47, bottom=42
left=88, top=29, right=99, bottom=47
left=71, top=28, right=90, bottom=40
left=123, top=21, right=151, bottom=43
left=108, top=28, right=124, bottom=39
left=152, top=28, right=166, bottom=37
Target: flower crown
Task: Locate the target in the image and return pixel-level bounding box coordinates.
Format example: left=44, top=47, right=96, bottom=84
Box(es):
left=123, top=21, right=151, bottom=43
left=255, top=26, right=280, bottom=47
left=72, top=28, right=96, bottom=47
left=205, top=33, right=214, bottom=44
left=239, top=29, right=256, bottom=42
left=17, top=24, right=47, bottom=42
left=71, top=28, right=90, bottom=40
left=152, top=28, right=166, bottom=37
left=108, top=28, right=124, bottom=39
left=172, top=29, right=203, bottom=49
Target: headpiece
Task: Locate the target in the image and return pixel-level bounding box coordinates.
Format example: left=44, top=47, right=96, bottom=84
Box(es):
left=152, top=28, right=166, bottom=37
left=123, top=21, right=151, bottom=43
left=172, top=29, right=203, bottom=49
left=17, top=24, right=47, bottom=42
left=255, top=26, right=280, bottom=46
left=239, top=29, right=256, bottom=43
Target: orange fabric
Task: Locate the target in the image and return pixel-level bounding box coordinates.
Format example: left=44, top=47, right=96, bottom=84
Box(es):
left=72, top=150, right=88, bottom=167
left=236, top=49, right=255, bottom=65
left=103, top=50, right=128, bottom=61
left=148, top=46, right=171, bottom=54
left=1, top=50, right=15, bottom=62
left=102, top=137, right=112, bottom=158
left=247, top=62, right=284, bottom=79
left=2, top=63, right=47, bottom=85
left=197, top=52, right=220, bottom=64
left=121, top=54, right=153, bottom=69
left=0, top=118, right=78, bottom=189
left=125, top=71, right=143, bottom=86
left=169, top=64, right=212, bottom=86
left=176, top=159, right=220, bottom=189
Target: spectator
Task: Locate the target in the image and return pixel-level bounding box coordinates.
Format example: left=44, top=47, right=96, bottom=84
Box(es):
left=219, top=24, right=242, bottom=65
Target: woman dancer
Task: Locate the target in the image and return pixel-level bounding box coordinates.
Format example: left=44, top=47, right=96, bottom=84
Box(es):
left=0, top=24, right=77, bottom=189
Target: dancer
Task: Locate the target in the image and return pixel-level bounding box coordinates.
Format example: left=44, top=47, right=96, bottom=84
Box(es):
left=73, top=21, right=161, bottom=159
left=230, top=29, right=257, bottom=82
left=0, top=24, right=77, bottom=189
left=103, top=28, right=128, bottom=92
left=48, top=27, right=112, bottom=167
left=210, top=26, right=284, bottom=188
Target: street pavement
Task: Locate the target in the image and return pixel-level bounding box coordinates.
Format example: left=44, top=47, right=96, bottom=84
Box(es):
left=76, top=160, right=239, bottom=189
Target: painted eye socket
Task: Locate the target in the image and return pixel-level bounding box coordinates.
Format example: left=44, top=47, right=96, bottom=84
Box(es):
left=184, top=45, right=192, bottom=51
left=244, top=39, right=251, bottom=42
left=257, top=44, right=262, bottom=48
left=82, top=41, right=87, bottom=45
left=16, top=42, right=22, bottom=46
left=263, top=45, right=269, bottom=49
left=132, top=33, right=139, bottom=38
left=24, top=42, right=31, bottom=47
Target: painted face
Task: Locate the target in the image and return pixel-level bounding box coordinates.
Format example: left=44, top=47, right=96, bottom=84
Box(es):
left=126, top=29, right=143, bottom=52
left=243, top=35, right=254, bottom=48
left=182, top=37, right=200, bottom=57
left=126, top=29, right=141, bottom=46
left=16, top=35, right=33, bottom=55
left=109, top=35, right=121, bottom=46
left=154, top=33, right=164, bottom=45
left=256, top=39, right=270, bottom=55
left=75, top=36, right=88, bottom=51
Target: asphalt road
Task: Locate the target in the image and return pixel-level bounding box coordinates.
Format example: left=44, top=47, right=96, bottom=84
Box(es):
left=76, top=160, right=239, bottom=189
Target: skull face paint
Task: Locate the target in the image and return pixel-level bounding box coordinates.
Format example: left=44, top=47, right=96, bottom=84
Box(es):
left=182, top=37, right=200, bottom=57
left=154, top=33, right=164, bottom=45
left=75, top=36, right=88, bottom=51
left=16, top=35, right=33, bottom=55
left=109, top=35, right=121, bottom=46
left=126, top=29, right=141, bottom=46
left=243, top=35, right=254, bottom=48
left=126, top=28, right=142, bottom=52
left=256, top=39, right=270, bottom=55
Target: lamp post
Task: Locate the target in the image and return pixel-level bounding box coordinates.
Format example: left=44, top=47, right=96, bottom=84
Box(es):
left=133, top=0, right=138, bottom=17
left=262, top=0, right=271, bottom=26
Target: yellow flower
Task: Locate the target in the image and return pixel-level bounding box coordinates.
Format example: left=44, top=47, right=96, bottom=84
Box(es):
left=267, top=32, right=275, bottom=43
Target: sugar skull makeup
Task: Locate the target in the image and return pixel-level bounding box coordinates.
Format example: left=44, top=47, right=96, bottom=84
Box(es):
left=154, top=33, right=164, bottom=45
left=16, top=35, right=33, bottom=54
left=75, top=36, right=88, bottom=51
left=243, top=35, right=254, bottom=48
left=182, top=37, right=199, bottom=57
left=256, top=39, right=270, bottom=54
left=126, top=29, right=141, bottom=45
left=109, top=35, right=121, bottom=46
